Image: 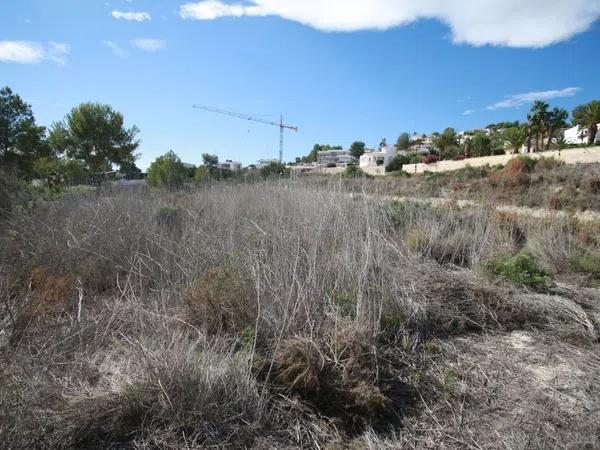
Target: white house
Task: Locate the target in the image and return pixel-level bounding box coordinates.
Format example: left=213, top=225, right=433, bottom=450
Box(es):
left=316, top=149, right=357, bottom=166
left=564, top=124, right=600, bottom=145
left=218, top=160, right=242, bottom=171
left=256, top=159, right=279, bottom=168
left=359, top=145, right=396, bottom=169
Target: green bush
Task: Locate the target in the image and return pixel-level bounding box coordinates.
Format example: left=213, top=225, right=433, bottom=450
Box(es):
left=572, top=247, right=600, bottom=278
left=147, top=151, right=188, bottom=190
left=343, top=164, right=372, bottom=178
left=385, top=154, right=410, bottom=172
left=483, top=252, right=551, bottom=287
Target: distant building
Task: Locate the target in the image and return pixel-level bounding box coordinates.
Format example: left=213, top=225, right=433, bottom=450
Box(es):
left=256, top=159, right=279, bottom=168
left=564, top=124, right=600, bottom=145
left=316, top=149, right=357, bottom=166
left=218, top=160, right=242, bottom=171
left=359, top=145, right=396, bottom=169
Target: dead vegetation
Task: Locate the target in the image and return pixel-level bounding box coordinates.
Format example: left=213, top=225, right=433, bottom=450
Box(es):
left=1, top=180, right=599, bottom=449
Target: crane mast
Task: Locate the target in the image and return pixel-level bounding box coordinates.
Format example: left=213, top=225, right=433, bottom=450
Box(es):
left=193, top=104, right=298, bottom=164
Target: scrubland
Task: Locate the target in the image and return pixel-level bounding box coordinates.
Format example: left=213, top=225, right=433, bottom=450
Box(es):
left=352, top=158, right=600, bottom=213
left=1, top=176, right=600, bottom=449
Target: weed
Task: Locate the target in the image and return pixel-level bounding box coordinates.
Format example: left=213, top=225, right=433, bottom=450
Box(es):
left=483, top=251, right=552, bottom=287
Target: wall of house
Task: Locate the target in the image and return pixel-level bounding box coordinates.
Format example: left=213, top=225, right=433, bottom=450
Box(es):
left=403, top=146, right=600, bottom=174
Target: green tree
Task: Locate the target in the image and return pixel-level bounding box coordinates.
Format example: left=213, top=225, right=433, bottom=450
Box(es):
left=349, top=141, right=366, bottom=159
left=572, top=100, right=600, bottom=145
left=433, top=128, right=458, bottom=159
left=0, top=87, right=51, bottom=176
left=49, top=103, right=140, bottom=173
left=545, top=107, right=569, bottom=150
left=378, top=138, right=387, bottom=149
left=385, top=153, right=410, bottom=172
left=59, top=159, right=88, bottom=185
left=202, top=153, right=219, bottom=167
left=396, top=132, right=411, bottom=150
left=527, top=101, right=550, bottom=152
left=194, top=165, right=210, bottom=182
left=260, top=161, right=289, bottom=178
left=119, top=160, right=142, bottom=180
left=502, top=126, right=528, bottom=154
left=146, top=151, right=188, bottom=190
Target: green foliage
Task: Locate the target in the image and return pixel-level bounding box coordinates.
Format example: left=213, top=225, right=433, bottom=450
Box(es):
left=385, top=153, right=410, bottom=172
left=146, top=151, right=188, bottom=190
left=433, top=128, right=458, bottom=159
left=259, top=161, right=289, bottom=178
left=49, top=103, right=140, bottom=172
left=483, top=252, right=551, bottom=287
left=119, top=160, right=142, bottom=180
left=514, top=155, right=538, bottom=173
left=0, top=86, right=51, bottom=176
left=470, top=131, right=493, bottom=157
left=396, top=132, right=411, bottom=150
left=343, top=164, right=372, bottom=178
left=571, top=247, right=600, bottom=278
left=194, top=165, right=210, bottom=183
left=202, top=153, right=219, bottom=167
left=572, top=100, right=600, bottom=145
left=502, top=126, right=528, bottom=154
left=59, top=159, right=88, bottom=185
left=486, top=121, right=520, bottom=131
left=349, top=141, right=366, bottom=159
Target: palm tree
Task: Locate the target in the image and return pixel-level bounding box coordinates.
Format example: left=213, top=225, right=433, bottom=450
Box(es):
left=433, top=127, right=458, bottom=160
left=545, top=107, right=569, bottom=150
left=528, top=101, right=550, bottom=152
left=573, top=100, right=600, bottom=145
left=503, top=126, right=528, bottom=154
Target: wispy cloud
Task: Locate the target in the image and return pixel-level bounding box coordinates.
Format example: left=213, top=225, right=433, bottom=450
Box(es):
left=462, top=109, right=475, bottom=116
left=112, top=10, right=151, bottom=21
left=130, top=39, right=166, bottom=52
left=103, top=40, right=130, bottom=58
left=0, top=40, right=69, bottom=65
left=486, top=87, right=581, bottom=110
left=179, top=0, right=600, bottom=48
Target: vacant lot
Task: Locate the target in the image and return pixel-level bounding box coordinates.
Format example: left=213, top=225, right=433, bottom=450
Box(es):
left=1, top=180, right=599, bottom=449
left=345, top=158, right=600, bottom=213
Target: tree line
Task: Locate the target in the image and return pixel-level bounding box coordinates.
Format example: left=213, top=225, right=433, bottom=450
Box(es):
left=1, top=86, right=142, bottom=187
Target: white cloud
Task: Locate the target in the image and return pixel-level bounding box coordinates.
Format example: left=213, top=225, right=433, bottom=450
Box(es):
left=103, top=40, right=130, bottom=58
left=130, top=38, right=167, bottom=51
left=112, top=10, right=151, bottom=21
left=0, top=40, right=69, bottom=65
left=179, top=0, right=600, bottom=48
left=487, top=87, right=582, bottom=110
left=462, top=109, right=475, bottom=116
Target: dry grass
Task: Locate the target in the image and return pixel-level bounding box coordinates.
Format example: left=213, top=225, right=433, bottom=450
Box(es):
left=1, top=179, right=599, bottom=448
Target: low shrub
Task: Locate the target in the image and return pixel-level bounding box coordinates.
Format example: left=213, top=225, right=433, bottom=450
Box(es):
left=571, top=247, right=600, bottom=278
left=153, top=205, right=184, bottom=237
left=535, top=156, right=562, bottom=171
left=421, top=155, right=440, bottom=165
left=483, top=251, right=551, bottom=287
left=184, top=263, right=257, bottom=334
left=344, top=165, right=373, bottom=178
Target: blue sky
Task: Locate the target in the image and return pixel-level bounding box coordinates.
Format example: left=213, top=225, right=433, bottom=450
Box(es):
left=2, top=0, right=600, bottom=169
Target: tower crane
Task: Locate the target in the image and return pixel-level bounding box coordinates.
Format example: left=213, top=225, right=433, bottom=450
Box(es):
left=192, top=104, right=298, bottom=164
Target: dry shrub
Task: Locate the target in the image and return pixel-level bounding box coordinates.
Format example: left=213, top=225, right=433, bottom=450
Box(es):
left=275, top=336, right=325, bottom=393
left=535, top=156, right=562, bottom=171
left=501, top=156, right=534, bottom=187
left=11, top=267, right=77, bottom=346
left=184, top=263, right=256, bottom=334
left=349, top=382, right=392, bottom=418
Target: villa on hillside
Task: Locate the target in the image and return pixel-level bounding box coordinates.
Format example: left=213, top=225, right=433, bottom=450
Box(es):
left=564, top=124, right=600, bottom=145
left=256, top=159, right=278, bottom=168
left=317, top=149, right=357, bottom=166
left=359, top=145, right=397, bottom=169
left=218, top=160, right=243, bottom=171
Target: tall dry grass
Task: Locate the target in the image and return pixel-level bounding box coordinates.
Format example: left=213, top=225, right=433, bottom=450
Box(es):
left=1, top=179, right=599, bottom=448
